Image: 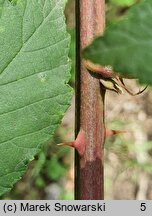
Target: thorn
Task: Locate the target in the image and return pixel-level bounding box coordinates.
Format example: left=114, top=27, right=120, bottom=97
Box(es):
left=57, top=130, right=86, bottom=157
left=105, top=128, right=125, bottom=138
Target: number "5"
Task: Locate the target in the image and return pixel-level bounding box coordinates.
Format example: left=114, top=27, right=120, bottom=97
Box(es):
left=140, top=203, right=146, bottom=211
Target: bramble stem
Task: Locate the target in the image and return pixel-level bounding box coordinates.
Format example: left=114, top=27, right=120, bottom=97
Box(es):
left=75, top=0, right=105, bottom=200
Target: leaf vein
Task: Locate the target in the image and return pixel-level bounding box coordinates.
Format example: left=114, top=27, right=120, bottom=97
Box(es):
left=0, top=92, right=68, bottom=117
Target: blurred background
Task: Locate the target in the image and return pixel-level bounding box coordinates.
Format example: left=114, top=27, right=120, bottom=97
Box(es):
left=1, top=0, right=152, bottom=200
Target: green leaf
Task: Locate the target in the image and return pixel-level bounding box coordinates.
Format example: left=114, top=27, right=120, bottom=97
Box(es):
left=83, top=0, right=152, bottom=84
left=110, top=0, right=136, bottom=7
left=0, top=0, right=72, bottom=196
left=68, top=28, right=75, bottom=86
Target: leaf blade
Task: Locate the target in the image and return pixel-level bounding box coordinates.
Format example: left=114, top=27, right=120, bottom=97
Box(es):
left=0, top=0, right=72, bottom=196
left=83, top=0, right=152, bottom=84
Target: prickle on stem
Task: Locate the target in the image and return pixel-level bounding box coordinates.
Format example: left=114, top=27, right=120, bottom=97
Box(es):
left=57, top=130, right=86, bottom=157
left=105, top=128, right=125, bottom=138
